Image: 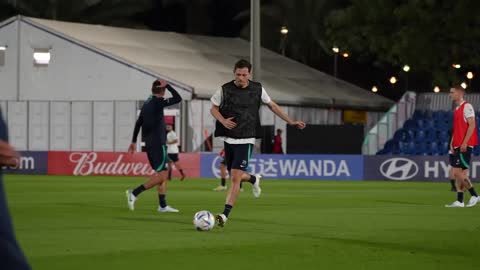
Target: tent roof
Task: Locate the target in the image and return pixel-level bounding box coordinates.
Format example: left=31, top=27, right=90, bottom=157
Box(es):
left=22, top=16, right=392, bottom=109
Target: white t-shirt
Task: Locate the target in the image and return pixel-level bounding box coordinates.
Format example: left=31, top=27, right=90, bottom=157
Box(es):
left=166, top=131, right=179, bottom=154
left=456, top=101, right=475, bottom=121
left=211, top=83, right=272, bottom=145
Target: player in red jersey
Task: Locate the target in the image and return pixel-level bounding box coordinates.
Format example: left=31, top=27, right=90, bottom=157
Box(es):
left=445, top=85, right=479, bottom=208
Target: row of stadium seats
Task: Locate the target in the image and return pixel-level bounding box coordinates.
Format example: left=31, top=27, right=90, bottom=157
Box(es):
left=377, top=140, right=480, bottom=156
left=377, top=110, right=480, bottom=155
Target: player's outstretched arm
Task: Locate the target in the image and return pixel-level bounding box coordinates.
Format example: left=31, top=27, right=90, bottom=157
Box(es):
left=164, top=84, right=182, bottom=106
left=267, top=101, right=306, bottom=129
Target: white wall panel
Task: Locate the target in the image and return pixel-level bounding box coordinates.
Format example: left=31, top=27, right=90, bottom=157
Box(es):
left=71, top=102, right=92, bottom=150
left=28, top=101, right=49, bottom=150
left=0, top=19, right=18, bottom=100
left=7, top=101, right=27, bottom=150
left=260, top=105, right=274, bottom=125
left=189, top=100, right=203, bottom=151
left=50, top=101, right=71, bottom=150
left=202, top=99, right=215, bottom=138
left=114, top=101, right=136, bottom=152
left=93, top=101, right=114, bottom=151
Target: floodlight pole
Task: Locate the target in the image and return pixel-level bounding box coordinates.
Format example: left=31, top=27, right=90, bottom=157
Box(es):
left=250, top=0, right=261, bottom=81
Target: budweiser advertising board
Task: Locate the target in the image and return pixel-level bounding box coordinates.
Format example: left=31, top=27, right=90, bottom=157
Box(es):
left=48, top=151, right=200, bottom=177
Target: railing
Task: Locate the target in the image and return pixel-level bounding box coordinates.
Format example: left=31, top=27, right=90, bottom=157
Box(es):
left=362, top=91, right=416, bottom=155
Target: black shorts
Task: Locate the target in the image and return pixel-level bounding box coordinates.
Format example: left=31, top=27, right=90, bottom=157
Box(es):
left=224, top=142, right=254, bottom=172
left=449, top=153, right=454, bottom=166
left=167, top=153, right=179, bottom=162
left=450, top=147, right=473, bottom=170
left=146, top=144, right=168, bottom=172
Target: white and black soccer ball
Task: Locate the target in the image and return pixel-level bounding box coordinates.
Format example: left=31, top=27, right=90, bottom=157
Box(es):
left=193, top=210, right=215, bottom=231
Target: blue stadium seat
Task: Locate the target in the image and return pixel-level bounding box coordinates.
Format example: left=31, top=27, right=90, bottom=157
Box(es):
left=440, top=141, right=449, bottom=155
left=428, top=142, right=439, bottom=155
left=426, top=129, right=437, bottom=141
left=432, top=111, right=443, bottom=120
left=416, top=119, right=425, bottom=129
left=393, top=129, right=407, bottom=142
left=440, top=110, right=450, bottom=120
left=474, top=146, right=480, bottom=156
left=406, top=129, right=415, bottom=141
left=397, top=141, right=407, bottom=154
left=415, top=129, right=426, bottom=142
left=416, top=142, right=427, bottom=155
left=425, top=119, right=435, bottom=129
left=383, top=140, right=395, bottom=151
left=403, top=119, right=417, bottom=130
left=435, top=120, right=449, bottom=130
left=406, top=141, right=416, bottom=155
left=412, top=110, right=425, bottom=120
left=445, top=111, right=453, bottom=120
left=438, top=130, right=449, bottom=142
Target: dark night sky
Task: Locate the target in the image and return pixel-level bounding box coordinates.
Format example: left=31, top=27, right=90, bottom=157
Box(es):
left=141, top=1, right=429, bottom=101
left=2, top=0, right=468, bottom=101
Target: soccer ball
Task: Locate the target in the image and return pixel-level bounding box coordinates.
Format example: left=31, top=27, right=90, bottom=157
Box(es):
left=193, top=210, right=215, bottom=231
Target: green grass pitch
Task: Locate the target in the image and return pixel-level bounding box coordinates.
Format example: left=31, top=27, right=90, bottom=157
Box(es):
left=4, top=175, right=480, bottom=270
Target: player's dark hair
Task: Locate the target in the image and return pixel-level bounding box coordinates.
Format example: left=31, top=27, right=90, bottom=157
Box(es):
left=152, top=80, right=166, bottom=94
left=234, top=59, right=252, bottom=72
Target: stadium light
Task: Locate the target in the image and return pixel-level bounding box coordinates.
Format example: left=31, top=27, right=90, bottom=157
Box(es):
left=280, top=26, right=288, bottom=56
left=389, top=76, right=397, bottom=85
left=33, top=49, right=51, bottom=65
left=371, top=86, right=378, bottom=93
left=461, top=82, right=468, bottom=89
left=402, top=65, right=410, bottom=90
left=332, top=46, right=340, bottom=78
left=467, top=72, right=474, bottom=90
left=342, top=52, right=349, bottom=58
left=452, top=64, right=461, bottom=69
left=433, top=86, right=440, bottom=93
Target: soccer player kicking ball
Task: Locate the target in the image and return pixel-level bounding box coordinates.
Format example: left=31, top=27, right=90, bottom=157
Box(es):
left=126, top=79, right=182, bottom=213
left=445, top=85, right=479, bottom=208
left=210, top=59, right=305, bottom=227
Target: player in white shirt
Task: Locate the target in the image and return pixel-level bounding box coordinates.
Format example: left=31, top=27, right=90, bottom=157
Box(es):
left=210, top=59, right=305, bottom=227
left=166, top=125, right=185, bottom=181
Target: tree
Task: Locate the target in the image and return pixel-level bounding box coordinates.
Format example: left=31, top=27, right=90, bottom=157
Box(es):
left=325, top=0, right=480, bottom=87
left=235, top=0, right=340, bottom=67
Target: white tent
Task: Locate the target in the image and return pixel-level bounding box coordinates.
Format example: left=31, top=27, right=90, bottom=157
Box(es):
left=17, top=16, right=391, bottom=108
left=0, top=16, right=391, bottom=152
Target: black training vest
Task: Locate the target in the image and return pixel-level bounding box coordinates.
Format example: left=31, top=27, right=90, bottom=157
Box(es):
left=214, top=81, right=262, bottom=139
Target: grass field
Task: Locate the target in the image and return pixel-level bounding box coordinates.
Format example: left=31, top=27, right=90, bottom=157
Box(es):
left=4, top=175, right=480, bottom=270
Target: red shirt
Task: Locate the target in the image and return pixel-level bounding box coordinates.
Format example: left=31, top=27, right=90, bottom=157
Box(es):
left=452, top=101, right=478, bottom=147
left=272, top=135, right=283, bottom=154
